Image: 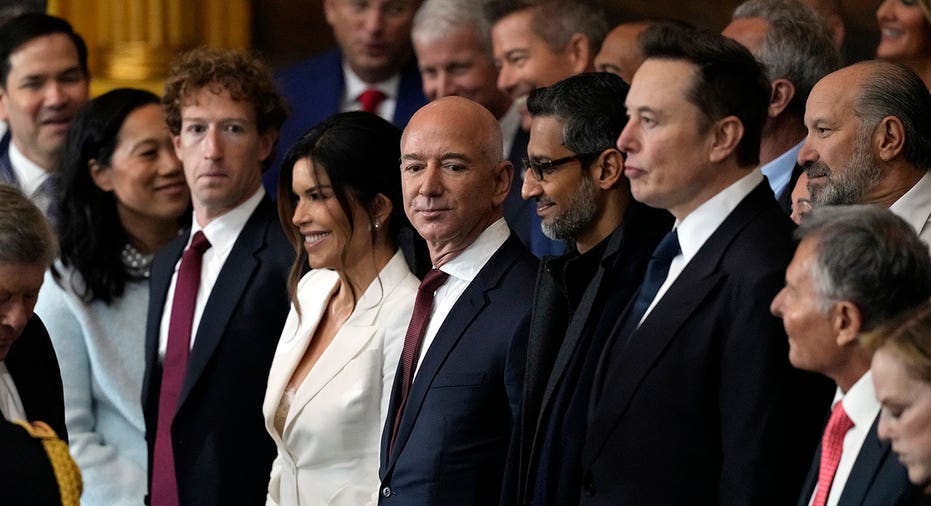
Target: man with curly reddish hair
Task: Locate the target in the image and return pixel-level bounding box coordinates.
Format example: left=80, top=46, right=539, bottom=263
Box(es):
left=142, top=48, right=293, bottom=506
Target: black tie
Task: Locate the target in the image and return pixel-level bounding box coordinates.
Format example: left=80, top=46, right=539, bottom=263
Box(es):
left=621, top=229, right=680, bottom=337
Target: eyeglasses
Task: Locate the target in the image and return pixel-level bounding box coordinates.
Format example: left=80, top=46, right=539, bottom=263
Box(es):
left=521, top=151, right=605, bottom=181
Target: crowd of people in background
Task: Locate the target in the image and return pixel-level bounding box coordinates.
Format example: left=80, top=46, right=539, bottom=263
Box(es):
left=2, top=0, right=931, bottom=504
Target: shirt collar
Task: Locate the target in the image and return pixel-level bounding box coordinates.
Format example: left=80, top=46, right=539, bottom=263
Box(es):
left=760, top=141, right=803, bottom=197
left=889, top=170, right=931, bottom=238
left=190, top=186, right=265, bottom=257
left=836, top=370, right=881, bottom=429
left=8, top=139, right=50, bottom=197
left=676, top=169, right=764, bottom=263
left=342, top=62, right=401, bottom=105
left=438, top=218, right=510, bottom=284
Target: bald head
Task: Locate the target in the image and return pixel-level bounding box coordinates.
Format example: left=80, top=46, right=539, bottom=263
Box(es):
left=401, top=96, right=512, bottom=263
left=595, top=22, right=650, bottom=83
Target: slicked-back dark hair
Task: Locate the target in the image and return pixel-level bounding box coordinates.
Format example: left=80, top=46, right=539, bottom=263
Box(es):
left=527, top=71, right=629, bottom=155
left=641, top=22, right=770, bottom=167
left=0, top=12, right=88, bottom=87
left=484, top=0, right=609, bottom=54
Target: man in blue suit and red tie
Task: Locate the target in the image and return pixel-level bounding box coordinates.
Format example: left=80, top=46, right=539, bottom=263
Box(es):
left=378, top=96, right=537, bottom=504
left=268, top=0, right=427, bottom=193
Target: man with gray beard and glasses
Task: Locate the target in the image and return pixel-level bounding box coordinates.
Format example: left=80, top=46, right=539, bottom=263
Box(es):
left=505, top=72, right=672, bottom=505
left=799, top=60, right=931, bottom=247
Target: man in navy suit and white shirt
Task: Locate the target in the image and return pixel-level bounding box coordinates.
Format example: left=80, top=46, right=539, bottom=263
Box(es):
left=771, top=205, right=930, bottom=506
left=582, top=24, right=832, bottom=504
left=378, top=96, right=537, bottom=504
left=141, top=48, right=293, bottom=505
left=268, top=0, right=427, bottom=193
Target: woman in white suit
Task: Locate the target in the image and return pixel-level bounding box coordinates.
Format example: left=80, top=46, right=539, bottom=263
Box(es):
left=264, top=112, right=420, bottom=505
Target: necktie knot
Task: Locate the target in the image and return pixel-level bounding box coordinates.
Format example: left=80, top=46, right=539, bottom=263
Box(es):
left=188, top=231, right=211, bottom=256
left=653, top=229, right=680, bottom=262
left=420, top=268, right=449, bottom=294
left=358, top=88, right=387, bottom=114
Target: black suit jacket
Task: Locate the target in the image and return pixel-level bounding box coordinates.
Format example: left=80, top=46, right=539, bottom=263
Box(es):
left=378, top=233, right=537, bottom=505
left=798, top=414, right=912, bottom=505
left=583, top=182, right=833, bottom=505
left=512, top=202, right=672, bottom=503
left=141, top=196, right=293, bottom=505
left=5, top=315, right=67, bottom=441
left=0, top=421, right=66, bottom=505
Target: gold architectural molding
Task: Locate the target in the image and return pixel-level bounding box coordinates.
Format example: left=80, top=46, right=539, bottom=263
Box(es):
left=48, top=0, right=251, bottom=95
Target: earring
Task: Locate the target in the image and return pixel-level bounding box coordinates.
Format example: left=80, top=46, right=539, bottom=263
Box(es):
left=373, top=221, right=380, bottom=230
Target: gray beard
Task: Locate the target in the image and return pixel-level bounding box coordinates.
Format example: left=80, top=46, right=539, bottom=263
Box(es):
left=810, top=129, right=882, bottom=206
left=541, top=174, right=598, bottom=242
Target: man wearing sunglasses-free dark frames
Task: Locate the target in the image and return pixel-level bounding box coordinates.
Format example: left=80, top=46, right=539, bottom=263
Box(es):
left=510, top=72, right=673, bottom=506
left=521, top=151, right=605, bottom=183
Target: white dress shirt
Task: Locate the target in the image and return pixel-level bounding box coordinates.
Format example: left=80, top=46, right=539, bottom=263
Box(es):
left=499, top=102, right=522, bottom=160
left=340, top=64, right=400, bottom=123
left=157, top=187, right=265, bottom=358
left=413, top=218, right=510, bottom=378
left=890, top=170, right=931, bottom=249
left=0, top=361, right=26, bottom=421
left=639, top=169, right=764, bottom=326
left=8, top=140, right=53, bottom=213
left=807, top=371, right=880, bottom=506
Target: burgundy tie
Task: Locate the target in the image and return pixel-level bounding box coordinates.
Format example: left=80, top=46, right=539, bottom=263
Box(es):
left=389, top=268, right=449, bottom=452
left=151, top=231, right=211, bottom=506
left=358, top=88, right=387, bottom=114
left=812, top=402, right=855, bottom=506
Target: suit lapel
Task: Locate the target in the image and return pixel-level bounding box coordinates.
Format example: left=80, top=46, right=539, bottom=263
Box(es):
left=142, top=233, right=187, bottom=407
left=385, top=236, right=521, bottom=471
left=838, top=416, right=891, bottom=504
left=177, top=202, right=271, bottom=409
left=585, top=183, right=772, bottom=464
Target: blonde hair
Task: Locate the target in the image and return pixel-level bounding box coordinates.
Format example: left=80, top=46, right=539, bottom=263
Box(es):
left=861, top=301, right=931, bottom=383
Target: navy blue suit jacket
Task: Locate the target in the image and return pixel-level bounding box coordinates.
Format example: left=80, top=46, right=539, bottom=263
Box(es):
left=378, top=233, right=537, bottom=505
left=798, top=415, right=912, bottom=505
left=141, top=196, right=293, bottom=505
left=583, top=182, right=833, bottom=505
left=265, top=49, right=427, bottom=194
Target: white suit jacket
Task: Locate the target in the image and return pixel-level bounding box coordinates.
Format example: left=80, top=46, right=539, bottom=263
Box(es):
left=263, top=251, right=418, bottom=505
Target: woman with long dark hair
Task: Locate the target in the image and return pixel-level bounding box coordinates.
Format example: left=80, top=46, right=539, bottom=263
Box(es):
left=35, top=88, right=190, bottom=505
left=263, top=112, right=418, bottom=505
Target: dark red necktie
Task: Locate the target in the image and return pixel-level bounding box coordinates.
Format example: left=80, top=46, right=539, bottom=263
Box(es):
left=151, top=231, right=211, bottom=506
left=812, top=402, right=854, bottom=506
left=358, top=88, right=387, bottom=114
left=389, top=268, right=449, bottom=452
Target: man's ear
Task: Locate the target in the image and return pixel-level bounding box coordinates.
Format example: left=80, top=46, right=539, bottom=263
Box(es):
left=88, top=159, right=113, bottom=192
left=492, top=160, right=513, bottom=206
left=768, top=78, right=796, bottom=119
left=565, top=33, right=593, bottom=74
left=708, top=116, right=744, bottom=164
left=874, top=116, right=906, bottom=163
left=594, top=149, right=625, bottom=190
left=833, top=300, right=863, bottom=348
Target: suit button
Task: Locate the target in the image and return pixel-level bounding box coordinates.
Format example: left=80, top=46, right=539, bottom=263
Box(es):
left=583, top=470, right=595, bottom=496
left=382, top=486, right=392, bottom=498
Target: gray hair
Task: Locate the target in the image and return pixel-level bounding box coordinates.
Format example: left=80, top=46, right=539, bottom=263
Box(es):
left=855, top=60, right=931, bottom=172
left=732, top=0, right=840, bottom=116
left=798, top=205, right=931, bottom=331
left=413, top=0, right=492, bottom=55
left=0, top=184, right=56, bottom=266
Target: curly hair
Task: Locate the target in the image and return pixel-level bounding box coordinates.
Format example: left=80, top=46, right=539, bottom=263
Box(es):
left=162, top=47, right=289, bottom=167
